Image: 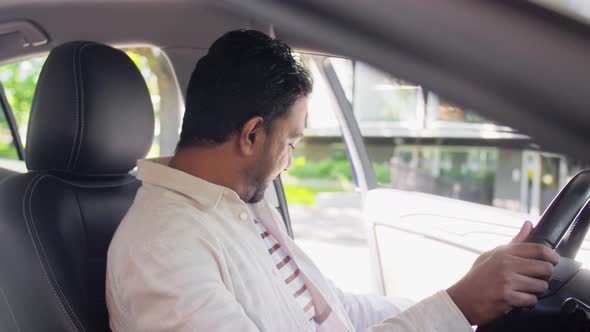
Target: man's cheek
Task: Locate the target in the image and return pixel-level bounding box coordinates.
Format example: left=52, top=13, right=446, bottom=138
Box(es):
left=281, top=153, right=290, bottom=171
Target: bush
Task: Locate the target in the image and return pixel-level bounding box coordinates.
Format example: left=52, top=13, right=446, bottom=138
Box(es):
left=373, top=163, right=391, bottom=184
left=288, top=156, right=353, bottom=181
left=283, top=183, right=344, bottom=206
left=0, top=143, right=17, bottom=159
left=288, top=156, right=392, bottom=184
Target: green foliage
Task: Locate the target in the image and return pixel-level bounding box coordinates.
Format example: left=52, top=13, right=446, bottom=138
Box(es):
left=373, top=163, right=391, bottom=184
left=283, top=183, right=317, bottom=206
left=288, top=156, right=353, bottom=182
left=330, top=148, right=349, bottom=161
left=125, top=48, right=165, bottom=158
left=0, top=49, right=159, bottom=153
left=287, top=156, right=391, bottom=184
left=0, top=56, right=46, bottom=142
left=125, top=49, right=160, bottom=108
left=283, top=183, right=344, bottom=206
left=0, top=142, right=18, bottom=159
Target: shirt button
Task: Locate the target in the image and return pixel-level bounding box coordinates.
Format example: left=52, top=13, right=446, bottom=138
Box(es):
left=239, top=212, right=248, bottom=221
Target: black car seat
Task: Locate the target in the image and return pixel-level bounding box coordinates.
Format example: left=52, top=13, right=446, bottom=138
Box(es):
left=0, top=41, right=154, bottom=332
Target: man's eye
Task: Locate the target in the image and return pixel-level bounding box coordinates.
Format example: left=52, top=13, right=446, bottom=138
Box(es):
left=289, top=144, right=295, bottom=150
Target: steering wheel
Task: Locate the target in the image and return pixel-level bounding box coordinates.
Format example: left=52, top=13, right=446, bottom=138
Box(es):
left=477, top=170, right=590, bottom=332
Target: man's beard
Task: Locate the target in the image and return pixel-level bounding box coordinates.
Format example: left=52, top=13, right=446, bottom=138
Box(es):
left=245, top=144, right=275, bottom=204
left=246, top=173, right=269, bottom=203
left=248, top=184, right=268, bottom=203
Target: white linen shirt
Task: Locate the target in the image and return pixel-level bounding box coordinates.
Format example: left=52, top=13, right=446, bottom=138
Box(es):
left=106, top=157, right=472, bottom=332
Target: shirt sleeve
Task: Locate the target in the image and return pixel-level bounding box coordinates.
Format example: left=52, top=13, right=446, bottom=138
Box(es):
left=368, top=290, right=473, bottom=332
left=327, top=279, right=414, bottom=331
left=327, top=278, right=471, bottom=331
left=111, top=239, right=260, bottom=332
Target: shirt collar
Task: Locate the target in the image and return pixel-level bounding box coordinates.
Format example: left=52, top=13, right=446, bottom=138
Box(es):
left=137, top=156, right=235, bottom=209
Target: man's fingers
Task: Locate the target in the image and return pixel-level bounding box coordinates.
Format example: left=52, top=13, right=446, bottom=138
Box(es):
left=511, top=220, right=534, bottom=244
left=511, top=274, right=549, bottom=294
left=512, top=257, right=555, bottom=279
left=506, top=243, right=560, bottom=266
left=506, top=290, right=538, bottom=308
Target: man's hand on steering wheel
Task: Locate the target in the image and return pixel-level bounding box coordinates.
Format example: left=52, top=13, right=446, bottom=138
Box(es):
left=447, top=221, right=560, bottom=326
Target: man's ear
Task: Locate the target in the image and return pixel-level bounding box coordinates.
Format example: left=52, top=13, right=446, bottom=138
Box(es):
left=238, top=116, right=265, bottom=156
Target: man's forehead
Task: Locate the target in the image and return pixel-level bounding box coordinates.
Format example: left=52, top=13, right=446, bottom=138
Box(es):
left=279, top=118, right=303, bottom=138
left=283, top=96, right=307, bottom=117
left=271, top=96, right=307, bottom=136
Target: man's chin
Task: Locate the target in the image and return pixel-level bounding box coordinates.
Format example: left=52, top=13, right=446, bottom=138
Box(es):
left=247, top=193, right=265, bottom=204
left=247, top=186, right=268, bottom=204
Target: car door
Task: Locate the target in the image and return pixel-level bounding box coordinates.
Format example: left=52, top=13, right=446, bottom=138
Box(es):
left=302, top=53, right=546, bottom=300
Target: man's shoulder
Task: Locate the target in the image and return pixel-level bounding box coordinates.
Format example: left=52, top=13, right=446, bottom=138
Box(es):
left=130, top=183, right=213, bottom=224
left=109, top=184, right=219, bottom=257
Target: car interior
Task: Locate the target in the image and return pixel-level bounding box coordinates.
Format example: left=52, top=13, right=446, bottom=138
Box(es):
left=0, top=0, right=590, bottom=331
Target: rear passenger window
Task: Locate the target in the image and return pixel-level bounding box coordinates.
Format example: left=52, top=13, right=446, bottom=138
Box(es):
left=0, top=56, right=46, bottom=145
left=0, top=46, right=181, bottom=159
left=124, top=47, right=182, bottom=157
left=0, top=102, right=18, bottom=160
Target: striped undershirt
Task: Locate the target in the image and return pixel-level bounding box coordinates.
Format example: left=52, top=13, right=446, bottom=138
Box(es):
left=254, top=220, right=317, bottom=326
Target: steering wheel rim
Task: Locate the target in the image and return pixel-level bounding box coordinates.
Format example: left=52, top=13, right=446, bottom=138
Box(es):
left=527, top=169, right=590, bottom=257
left=478, top=169, right=590, bottom=332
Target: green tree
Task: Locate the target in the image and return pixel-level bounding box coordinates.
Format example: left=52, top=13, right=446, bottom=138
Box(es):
left=126, top=48, right=180, bottom=157
left=0, top=56, right=46, bottom=144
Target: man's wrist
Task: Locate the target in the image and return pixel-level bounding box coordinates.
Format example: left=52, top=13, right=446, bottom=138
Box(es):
left=447, top=282, right=475, bottom=325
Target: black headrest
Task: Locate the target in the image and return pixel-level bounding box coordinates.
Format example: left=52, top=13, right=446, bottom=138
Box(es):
left=26, top=41, right=154, bottom=176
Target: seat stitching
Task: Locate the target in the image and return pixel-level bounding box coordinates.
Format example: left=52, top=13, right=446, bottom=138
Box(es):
left=57, top=177, right=138, bottom=188
left=0, top=288, right=21, bottom=332
left=26, top=168, right=136, bottom=177
left=71, top=189, right=90, bottom=301
left=23, top=174, right=86, bottom=331
left=66, top=44, right=82, bottom=170
left=24, top=173, right=138, bottom=188
left=27, top=175, right=87, bottom=331
left=72, top=43, right=96, bottom=170
left=21, top=174, right=76, bottom=330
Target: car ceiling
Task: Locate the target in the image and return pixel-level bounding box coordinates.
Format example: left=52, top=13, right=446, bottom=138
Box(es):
left=0, top=0, right=247, bottom=56
left=1, top=0, right=590, bottom=163
left=0, top=0, right=265, bottom=91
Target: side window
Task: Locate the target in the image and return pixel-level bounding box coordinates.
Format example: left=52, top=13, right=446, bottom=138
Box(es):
left=0, top=56, right=46, bottom=147
left=282, top=54, right=370, bottom=294
left=321, top=56, right=588, bottom=216
left=0, top=102, right=18, bottom=160
left=125, top=47, right=182, bottom=157
left=319, top=56, right=590, bottom=300
left=0, top=46, right=180, bottom=160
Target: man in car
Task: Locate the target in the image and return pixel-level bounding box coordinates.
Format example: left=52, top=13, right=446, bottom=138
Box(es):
left=106, top=30, right=559, bottom=331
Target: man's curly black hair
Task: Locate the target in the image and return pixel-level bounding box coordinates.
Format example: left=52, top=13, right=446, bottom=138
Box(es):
left=177, top=30, right=313, bottom=148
